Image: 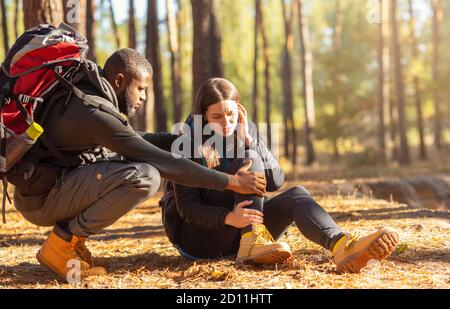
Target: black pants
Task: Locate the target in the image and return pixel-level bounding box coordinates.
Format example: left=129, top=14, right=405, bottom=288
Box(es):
left=179, top=151, right=345, bottom=259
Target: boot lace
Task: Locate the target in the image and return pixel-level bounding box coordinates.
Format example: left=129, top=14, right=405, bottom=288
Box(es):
left=70, top=237, right=94, bottom=266
left=254, top=227, right=275, bottom=245
left=344, top=232, right=361, bottom=250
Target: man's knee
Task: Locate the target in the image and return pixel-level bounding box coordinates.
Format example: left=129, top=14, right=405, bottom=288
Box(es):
left=129, top=163, right=161, bottom=198
left=19, top=209, right=54, bottom=227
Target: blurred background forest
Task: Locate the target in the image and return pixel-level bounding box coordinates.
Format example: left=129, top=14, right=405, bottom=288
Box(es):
left=1, top=1, right=449, bottom=289
left=1, top=0, right=449, bottom=174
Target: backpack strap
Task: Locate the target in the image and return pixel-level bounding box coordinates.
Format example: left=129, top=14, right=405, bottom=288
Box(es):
left=0, top=112, right=9, bottom=223
left=12, top=94, right=71, bottom=169
left=0, top=74, right=14, bottom=110
left=1, top=176, right=11, bottom=224
left=53, top=68, right=128, bottom=126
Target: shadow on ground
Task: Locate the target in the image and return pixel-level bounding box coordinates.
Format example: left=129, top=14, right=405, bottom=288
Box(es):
left=330, top=205, right=450, bottom=222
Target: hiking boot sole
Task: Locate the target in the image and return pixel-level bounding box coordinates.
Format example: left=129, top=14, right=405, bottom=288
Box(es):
left=336, top=229, right=399, bottom=274
left=236, top=248, right=292, bottom=265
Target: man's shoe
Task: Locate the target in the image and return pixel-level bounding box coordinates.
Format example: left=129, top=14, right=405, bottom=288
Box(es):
left=36, top=231, right=107, bottom=282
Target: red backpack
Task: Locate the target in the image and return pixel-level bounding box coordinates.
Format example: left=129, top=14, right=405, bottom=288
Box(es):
left=0, top=23, right=126, bottom=223
left=0, top=23, right=88, bottom=135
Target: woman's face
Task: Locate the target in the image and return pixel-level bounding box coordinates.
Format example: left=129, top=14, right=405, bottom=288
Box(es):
left=204, top=100, right=239, bottom=137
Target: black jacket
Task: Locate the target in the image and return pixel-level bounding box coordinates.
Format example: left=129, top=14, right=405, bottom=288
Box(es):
left=161, top=123, right=284, bottom=248
left=8, top=80, right=230, bottom=213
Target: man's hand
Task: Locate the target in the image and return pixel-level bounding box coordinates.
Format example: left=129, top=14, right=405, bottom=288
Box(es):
left=224, top=200, right=264, bottom=228
left=226, top=160, right=266, bottom=197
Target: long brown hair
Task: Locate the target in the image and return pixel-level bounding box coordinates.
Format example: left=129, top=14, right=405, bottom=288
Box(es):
left=193, top=78, right=241, bottom=169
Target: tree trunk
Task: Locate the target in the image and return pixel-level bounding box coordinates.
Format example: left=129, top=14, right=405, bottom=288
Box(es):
left=377, top=0, right=389, bottom=162
left=147, top=0, right=167, bottom=132
left=281, top=0, right=289, bottom=159
left=166, top=0, right=183, bottom=124
left=86, top=0, right=97, bottom=62
left=107, top=0, right=121, bottom=49
left=191, top=0, right=224, bottom=101
left=23, top=0, right=63, bottom=29
left=408, top=0, right=426, bottom=160
left=281, top=0, right=296, bottom=164
left=432, top=0, right=443, bottom=150
left=62, top=0, right=86, bottom=37
left=391, top=0, right=410, bottom=165
left=0, top=0, right=9, bottom=54
left=389, top=97, right=398, bottom=161
left=257, top=0, right=272, bottom=146
left=209, top=0, right=224, bottom=77
left=176, top=0, right=185, bottom=117
left=297, top=0, right=316, bottom=165
left=14, top=0, right=19, bottom=39
left=128, top=0, right=136, bottom=49
left=191, top=0, right=211, bottom=100
left=331, top=0, right=342, bottom=159
left=251, top=0, right=260, bottom=124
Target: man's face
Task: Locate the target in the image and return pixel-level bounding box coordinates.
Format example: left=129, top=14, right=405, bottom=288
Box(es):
left=116, top=69, right=152, bottom=118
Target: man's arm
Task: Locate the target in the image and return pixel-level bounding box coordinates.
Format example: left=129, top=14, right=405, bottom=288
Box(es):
left=89, top=110, right=265, bottom=195
left=136, top=131, right=179, bottom=152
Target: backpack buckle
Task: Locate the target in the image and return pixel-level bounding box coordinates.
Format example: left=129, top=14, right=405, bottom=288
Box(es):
left=0, top=81, right=12, bottom=109
left=0, top=81, right=11, bottom=95
left=18, top=94, right=43, bottom=105
left=54, top=66, right=64, bottom=74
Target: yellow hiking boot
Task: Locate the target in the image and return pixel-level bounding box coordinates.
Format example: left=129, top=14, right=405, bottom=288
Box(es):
left=333, top=227, right=399, bottom=273
left=36, top=231, right=107, bottom=282
left=236, top=224, right=292, bottom=265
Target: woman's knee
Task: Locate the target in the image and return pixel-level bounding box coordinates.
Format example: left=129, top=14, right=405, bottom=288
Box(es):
left=285, top=185, right=313, bottom=199
left=273, top=186, right=318, bottom=216
left=242, top=149, right=264, bottom=172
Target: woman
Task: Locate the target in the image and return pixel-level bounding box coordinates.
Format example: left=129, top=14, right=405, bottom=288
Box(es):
left=161, top=78, right=399, bottom=273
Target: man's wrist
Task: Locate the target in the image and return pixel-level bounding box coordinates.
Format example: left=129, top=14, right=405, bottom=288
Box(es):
left=226, top=175, right=237, bottom=191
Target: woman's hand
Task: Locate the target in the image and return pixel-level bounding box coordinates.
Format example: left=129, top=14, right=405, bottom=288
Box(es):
left=237, top=103, right=253, bottom=146
left=224, top=200, right=264, bottom=228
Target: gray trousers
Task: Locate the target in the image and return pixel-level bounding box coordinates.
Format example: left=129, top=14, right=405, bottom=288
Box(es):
left=16, top=161, right=161, bottom=237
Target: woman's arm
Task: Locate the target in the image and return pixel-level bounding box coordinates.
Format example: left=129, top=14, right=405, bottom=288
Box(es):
left=173, top=183, right=232, bottom=230
left=250, top=133, right=285, bottom=192
left=246, top=120, right=285, bottom=192
left=173, top=182, right=264, bottom=230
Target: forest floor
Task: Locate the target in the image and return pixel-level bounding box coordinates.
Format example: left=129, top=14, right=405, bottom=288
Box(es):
left=1, top=171, right=449, bottom=289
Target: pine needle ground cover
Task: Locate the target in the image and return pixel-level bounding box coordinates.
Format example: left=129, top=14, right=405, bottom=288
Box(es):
left=1, top=181, right=448, bottom=289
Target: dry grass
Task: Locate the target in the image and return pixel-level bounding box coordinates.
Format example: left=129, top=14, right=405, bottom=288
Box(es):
left=0, top=182, right=449, bottom=289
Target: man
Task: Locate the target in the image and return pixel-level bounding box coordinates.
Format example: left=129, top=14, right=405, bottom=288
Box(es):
left=8, top=48, right=266, bottom=281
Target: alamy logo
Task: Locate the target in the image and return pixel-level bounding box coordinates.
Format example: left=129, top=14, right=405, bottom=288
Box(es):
left=65, top=0, right=81, bottom=25
left=367, top=0, right=381, bottom=24
left=66, top=258, right=81, bottom=284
